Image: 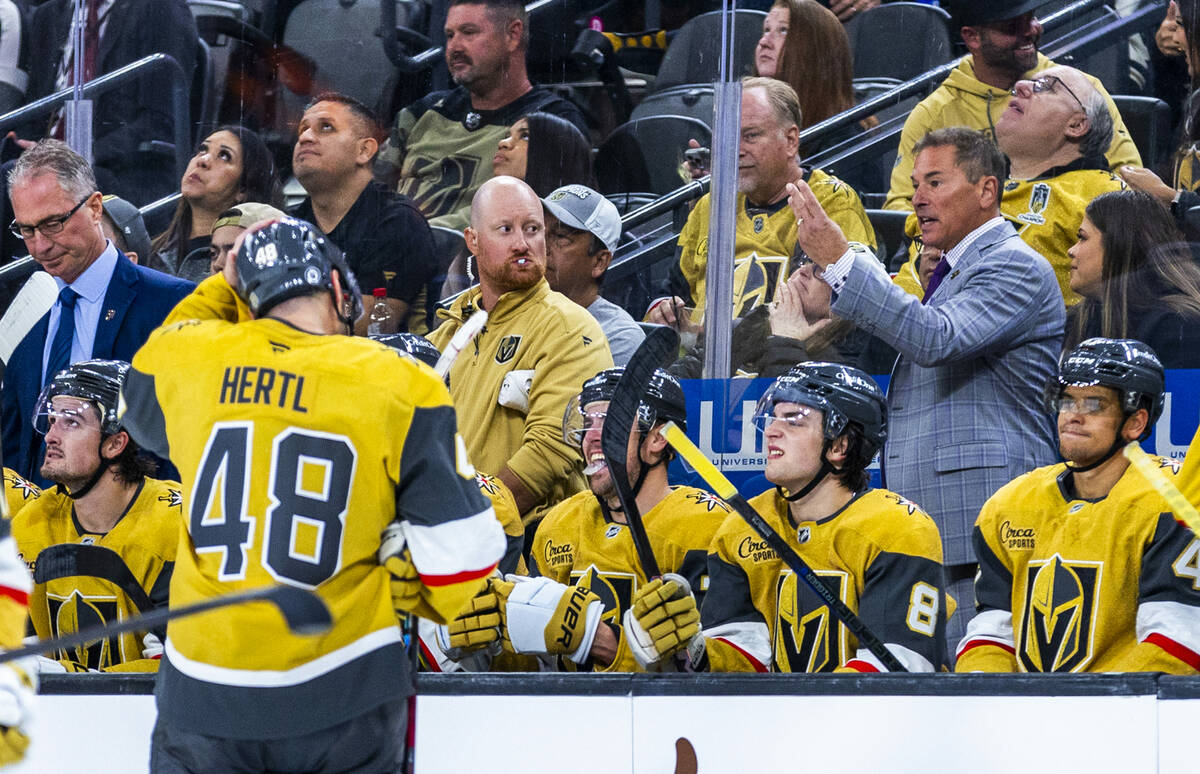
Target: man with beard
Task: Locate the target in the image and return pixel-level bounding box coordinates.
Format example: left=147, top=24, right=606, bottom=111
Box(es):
left=377, top=0, right=587, bottom=231
left=429, top=176, right=612, bottom=526
left=884, top=0, right=1139, bottom=211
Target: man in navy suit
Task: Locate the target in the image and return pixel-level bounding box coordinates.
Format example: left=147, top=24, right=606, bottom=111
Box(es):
left=2, top=140, right=192, bottom=485
left=786, top=127, right=1064, bottom=650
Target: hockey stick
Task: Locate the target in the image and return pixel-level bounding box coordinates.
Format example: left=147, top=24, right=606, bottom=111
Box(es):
left=660, top=421, right=909, bottom=672
left=599, top=325, right=680, bottom=580
left=0, top=584, right=331, bottom=666
left=434, top=309, right=488, bottom=379
left=1124, top=443, right=1200, bottom=535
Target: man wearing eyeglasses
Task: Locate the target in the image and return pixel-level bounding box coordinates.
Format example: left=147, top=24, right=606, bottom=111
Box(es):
left=1, top=140, right=191, bottom=486
left=884, top=0, right=1140, bottom=212
left=957, top=338, right=1200, bottom=674
left=892, top=65, right=1126, bottom=307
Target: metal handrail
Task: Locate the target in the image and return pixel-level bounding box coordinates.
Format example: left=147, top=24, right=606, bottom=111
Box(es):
left=0, top=53, right=192, bottom=182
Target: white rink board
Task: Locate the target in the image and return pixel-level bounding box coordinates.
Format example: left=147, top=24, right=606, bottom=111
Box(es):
left=11, top=694, right=156, bottom=773
left=1158, top=699, right=1200, bottom=774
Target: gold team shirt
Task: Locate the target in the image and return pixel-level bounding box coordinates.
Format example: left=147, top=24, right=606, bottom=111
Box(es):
left=122, top=274, right=504, bottom=738
left=677, top=168, right=876, bottom=323
left=530, top=486, right=730, bottom=672
left=2, top=468, right=40, bottom=520
left=12, top=478, right=182, bottom=672
left=957, top=459, right=1200, bottom=674
left=702, top=488, right=949, bottom=673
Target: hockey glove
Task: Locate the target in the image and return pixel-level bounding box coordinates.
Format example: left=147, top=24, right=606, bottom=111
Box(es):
left=0, top=660, right=35, bottom=766
left=378, top=523, right=422, bottom=616
left=503, top=576, right=605, bottom=663
left=624, top=574, right=701, bottom=669
left=445, top=578, right=505, bottom=658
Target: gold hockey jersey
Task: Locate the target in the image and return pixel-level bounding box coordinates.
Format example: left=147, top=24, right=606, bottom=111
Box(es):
left=12, top=478, right=182, bottom=672
left=678, top=168, right=876, bottom=322
left=702, top=488, right=949, bottom=673
left=121, top=274, right=505, bottom=738
left=2, top=469, right=40, bottom=520
left=957, top=459, right=1200, bottom=674
left=529, top=486, right=730, bottom=672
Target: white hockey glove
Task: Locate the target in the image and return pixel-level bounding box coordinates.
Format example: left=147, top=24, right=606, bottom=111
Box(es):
left=0, top=659, right=35, bottom=766
left=623, top=574, right=702, bottom=670
left=142, top=633, right=163, bottom=660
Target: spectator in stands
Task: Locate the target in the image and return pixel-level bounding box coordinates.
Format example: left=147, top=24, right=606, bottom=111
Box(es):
left=13, top=359, right=181, bottom=673
left=1, top=140, right=192, bottom=485
left=493, top=112, right=595, bottom=197
left=22, top=0, right=198, bottom=205
left=207, top=202, right=287, bottom=276
left=149, top=126, right=281, bottom=285
left=428, top=176, right=612, bottom=526
left=892, top=64, right=1126, bottom=306
left=787, top=126, right=1064, bottom=647
left=1065, top=190, right=1200, bottom=367
left=377, top=0, right=588, bottom=232
left=647, top=77, right=875, bottom=343
left=885, top=0, right=1140, bottom=211
left=291, top=93, right=437, bottom=334
left=99, top=195, right=150, bottom=266
left=541, top=183, right=643, bottom=366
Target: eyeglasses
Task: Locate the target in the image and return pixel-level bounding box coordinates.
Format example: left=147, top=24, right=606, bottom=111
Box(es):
left=10, top=194, right=92, bottom=240
left=1051, top=396, right=1110, bottom=416
left=1015, top=75, right=1085, bottom=113
left=752, top=405, right=815, bottom=431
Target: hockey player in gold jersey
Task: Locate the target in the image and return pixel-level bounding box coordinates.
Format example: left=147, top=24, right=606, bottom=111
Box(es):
left=442, top=367, right=728, bottom=671
left=1, top=470, right=38, bottom=520
left=630, top=363, right=951, bottom=672
left=13, top=360, right=181, bottom=673
left=957, top=338, right=1200, bottom=673
left=120, top=219, right=505, bottom=772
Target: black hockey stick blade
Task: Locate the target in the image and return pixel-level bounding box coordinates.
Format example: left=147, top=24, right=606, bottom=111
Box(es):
left=600, top=325, right=679, bottom=580
left=661, top=422, right=908, bottom=672
left=0, top=584, right=331, bottom=666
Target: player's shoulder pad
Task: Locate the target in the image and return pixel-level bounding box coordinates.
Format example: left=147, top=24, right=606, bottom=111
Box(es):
left=670, top=486, right=733, bottom=516
left=844, top=489, right=942, bottom=556
left=144, top=478, right=185, bottom=512
left=539, top=490, right=598, bottom=529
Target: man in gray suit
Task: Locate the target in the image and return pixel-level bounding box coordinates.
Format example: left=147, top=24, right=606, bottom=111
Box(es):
left=785, top=127, right=1064, bottom=647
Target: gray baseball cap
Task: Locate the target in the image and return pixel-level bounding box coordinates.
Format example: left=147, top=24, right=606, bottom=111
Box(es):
left=101, top=195, right=151, bottom=262
left=541, top=184, right=622, bottom=253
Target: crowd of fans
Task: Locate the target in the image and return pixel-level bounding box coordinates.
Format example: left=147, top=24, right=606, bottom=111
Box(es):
left=1, top=0, right=1200, bottom=767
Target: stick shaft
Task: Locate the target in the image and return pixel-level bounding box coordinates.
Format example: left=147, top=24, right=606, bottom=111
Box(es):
left=1124, top=443, right=1200, bottom=534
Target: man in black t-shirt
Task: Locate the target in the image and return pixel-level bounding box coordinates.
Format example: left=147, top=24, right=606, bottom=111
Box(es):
left=291, top=92, right=436, bottom=333
left=376, top=0, right=588, bottom=231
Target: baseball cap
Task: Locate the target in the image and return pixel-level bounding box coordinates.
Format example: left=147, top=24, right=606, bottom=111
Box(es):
left=212, top=202, right=288, bottom=233
left=944, top=0, right=1041, bottom=27
left=541, top=184, right=622, bottom=253
left=100, top=195, right=151, bottom=261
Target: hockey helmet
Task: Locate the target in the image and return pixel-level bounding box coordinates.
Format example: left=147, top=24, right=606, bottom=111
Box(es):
left=754, top=362, right=888, bottom=457
left=235, top=217, right=363, bottom=321
left=1055, top=337, right=1164, bottom=439
left=564, top=366, right=687, bottom=446
left=33, top=359, right=131, bottom=436
left=372, top=332, right=441, bottom=369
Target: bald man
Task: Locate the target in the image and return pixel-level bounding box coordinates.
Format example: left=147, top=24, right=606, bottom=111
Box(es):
left=429, top=177, right=613, bottom=529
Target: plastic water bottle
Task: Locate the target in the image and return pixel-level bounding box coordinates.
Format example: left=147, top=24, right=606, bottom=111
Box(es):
left=367, top=288, right=396, bottom=335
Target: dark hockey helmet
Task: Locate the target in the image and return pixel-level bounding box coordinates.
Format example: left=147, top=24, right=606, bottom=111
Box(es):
left=236, top=217, right=363, bottom=321
left=564, top=366, right=688, bottom=446
left=1056, top=337, right=1164, bottom=439
left=33, top=359, right=131, bottom=436
left=372, top=332, right=441, bottom=369
left=754, top=362, right=888, bottom=457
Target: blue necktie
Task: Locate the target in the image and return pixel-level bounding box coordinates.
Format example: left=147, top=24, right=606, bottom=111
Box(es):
left=45, top=287, right=79, bottom=385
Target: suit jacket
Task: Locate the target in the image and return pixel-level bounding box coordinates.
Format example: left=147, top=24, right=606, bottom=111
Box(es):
left=831, top=220, right=1065, bottom=565
left=24, top=0, right=198, bottom=204
left=1, top=253, right=193, bottom=484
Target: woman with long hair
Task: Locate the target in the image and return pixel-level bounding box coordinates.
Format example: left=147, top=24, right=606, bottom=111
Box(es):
left=149, top=125, right=282, bottom=282
left=491, top=112, right=595, bottom=195
left=1065, top=189, right=1200, bottom=367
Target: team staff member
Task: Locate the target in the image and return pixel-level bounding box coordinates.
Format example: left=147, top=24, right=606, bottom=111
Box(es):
left=429, top=176, right=612, bottom=525
left=121, top=219, right=505, bottom=772
left=14, top=360, right=181, bottom=673
left=631, top=363, right=950, bottom=673
left=958, top=339, right=1200, bottom=673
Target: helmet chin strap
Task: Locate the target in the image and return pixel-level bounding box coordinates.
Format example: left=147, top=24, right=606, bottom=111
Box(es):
left=1065, top=433, right=1127, bottom=474
left=596, top=432, right=661, bottom=514
left=777, top=441, right=838, bottom=503
left=333, top=287, right=355, bottom=334
left=63, top=442, right=113, bottom=500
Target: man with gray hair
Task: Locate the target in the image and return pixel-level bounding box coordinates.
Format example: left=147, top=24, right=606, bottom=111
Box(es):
left=892, top=64, right=1126, bottom=307
left=1, top=140, right=191, bottom=485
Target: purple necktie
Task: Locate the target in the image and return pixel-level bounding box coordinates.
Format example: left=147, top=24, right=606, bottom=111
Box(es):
left=922, top=258, right=950, bottom=304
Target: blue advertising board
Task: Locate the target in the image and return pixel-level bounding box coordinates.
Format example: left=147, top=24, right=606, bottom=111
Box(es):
left=669, top=371, right=1200, bottom=499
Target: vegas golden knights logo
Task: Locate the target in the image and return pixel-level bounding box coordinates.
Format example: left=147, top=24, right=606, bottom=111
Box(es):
left=48, top=591, right=121, bottom=669
left=775, top=570, right=848, bottom=673
left=1018, top=555, right=1101, bottom=672
left=572, top=565, right=635, bottom=628
left=494, top=335, right=521, bottom=364
left=732, top=253, right=787, bottom=318
left=1029, top=183, right=1050, bottom=215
